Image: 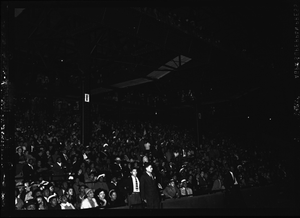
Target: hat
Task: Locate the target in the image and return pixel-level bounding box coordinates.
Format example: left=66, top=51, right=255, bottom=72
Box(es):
left=39, top=180, right=49, bottom=186
left=115, top=157, right=121, bottom=161
left=181, top=179, right=187, bottom=183
left=30, top=181, right=40, bottom=189
left=88, top=171, right=96, bottom=176
left=85, top=188, right=93, bottom=195
left=108, top=189, right=115, bottom=198
left=96, top=174, right=105, bottom=180
left=144, top=162, right=152, bottom=169
left=25, top=199, right=37, bottom=208
left=48, top=193, right=57, bottom=202
left=16, top=181, right=24, bottom=187
left=169, top=179, right=175, bottom=183
left=16, top=146, right=23, bottom=152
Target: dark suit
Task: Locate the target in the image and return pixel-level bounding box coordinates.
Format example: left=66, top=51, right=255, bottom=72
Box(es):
left=22, top=163, right=35, bottom=183
left=223, top=170, right=236, bottom=191
left=111, top=162, right=123, bottom=180
left=140, top=172, right=160, bottom=208
left=223, top=170, right=246, bottom=208
left=51, top=161, right=66, bottom=181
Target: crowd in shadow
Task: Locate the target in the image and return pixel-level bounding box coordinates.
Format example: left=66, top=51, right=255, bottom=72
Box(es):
left=13, top=98, right=288, bottom=210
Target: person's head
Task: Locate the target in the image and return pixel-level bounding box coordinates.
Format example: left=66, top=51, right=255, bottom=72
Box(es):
left=97, top=174, right=105, bottom=182
left=16, top=146, right=23, bottom=154
left=46, top=150, right=51, bottom=156
left=36, top=195, right=44, bottom=205
left=67, top=187, right=74, bottom=196
left=169, top=179, right=175, bottom=187
left=89, top=172, right=95, bottom=180
left=62, top=181, right=68, bottom=190
left=56, top=157, right=61, bottom=163
left=144, top=162, right=153, bottom=173
left=25, top=199, right=37, bottom=210
left=109, top=190, right=117, bottom=201
left=200, top=171, right=205, bottom=177
left=16, top=182, right=24, bottom=193
left=181, top=179, right=187, bottom=187
left=142, top=156, right=148, bottom=163
left=130, top=168, right=138, bottom=177
left=33, top=188, right=42, bottom=198
left=111, top=176, right=117, bottom=183
left=42, top=188, right=50, bottom=197
left=85, top=188, right=94, bottom=199
left=49, top=184, right=55, bottom=193
left=97, top=189, right=106, bottom=200
left=49, top=195, right=58, bottom=206
left=27, top=158, right=34, bottom=165
left=36, top=160, right=42, bottom=167
left=79, top=185, right=86, bottom=194
left=61, top=194, right=68, bottom=203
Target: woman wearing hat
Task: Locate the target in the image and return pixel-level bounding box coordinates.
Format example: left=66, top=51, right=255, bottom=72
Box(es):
left=107, top=189, right=122, bottom=208
left=80, top=188, right=99, bottom=209
left=24, top=199, right=37, bottom=210
left=95, top=188, right=108, bottom=209
left=162, top=179, right=180, bottom=200
left=47, top=194, right=61, bottom=210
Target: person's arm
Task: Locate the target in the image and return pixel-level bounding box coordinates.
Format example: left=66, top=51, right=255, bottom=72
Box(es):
left=140, top=175, right=146, bottom=202
left=162, top=188, right=172, bottom=199
left=80, top=199, right=87, bottom=209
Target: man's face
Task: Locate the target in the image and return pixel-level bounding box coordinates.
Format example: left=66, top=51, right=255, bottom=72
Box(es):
left=27, top=204, right=36, bottom=210
left=80, top=186, right=85, bottom=193
left=50, top=197, right=57, bottom=206
left=111, top=192, right=117, bottom=200
left=43, top=189, right=50, bottom=197
left=131, top=169, right=137, bottom=177
left=61, top=195, right=67, bottom=203
left=89, top=173, right=95, bottom=180
left=146, top=165, right=153, bottom=173
left=35, top=190, right=42, bottom=197
left=37, top=196, right=43, bottom=204
left=68, top=188, right=73, bottom=195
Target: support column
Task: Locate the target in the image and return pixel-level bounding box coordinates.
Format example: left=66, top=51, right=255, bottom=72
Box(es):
left=195, top=91, right=203, bottom=149
left=77, top=41, right=92, bottom=147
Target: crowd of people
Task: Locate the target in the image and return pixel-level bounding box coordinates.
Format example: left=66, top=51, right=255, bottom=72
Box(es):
left=13, top=97, right=288, bottom=210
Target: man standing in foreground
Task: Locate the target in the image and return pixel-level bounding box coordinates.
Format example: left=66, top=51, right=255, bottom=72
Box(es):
left=140, top=162, right=161, bottom=208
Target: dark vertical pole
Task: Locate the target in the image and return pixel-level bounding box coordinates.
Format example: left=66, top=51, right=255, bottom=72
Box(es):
left=195, top=90, right=202, bottom=149
left=78, top=38, right=91, bottom=147
left=196, top=103, right=200, bottom=148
